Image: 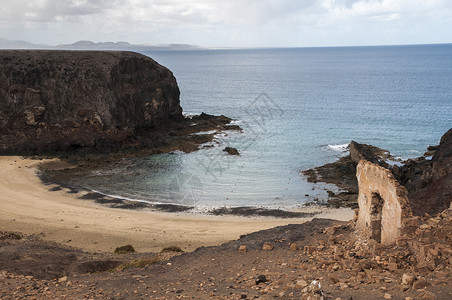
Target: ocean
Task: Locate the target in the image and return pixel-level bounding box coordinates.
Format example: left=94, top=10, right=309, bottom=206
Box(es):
left=72, top=44, right=452, bottom=210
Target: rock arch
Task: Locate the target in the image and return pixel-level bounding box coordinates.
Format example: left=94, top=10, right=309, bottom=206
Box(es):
left=355, top=160, right=411, bottom=244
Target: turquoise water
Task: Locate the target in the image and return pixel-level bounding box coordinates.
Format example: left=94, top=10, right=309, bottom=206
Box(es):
left=76, top=44, right=452, bottom=209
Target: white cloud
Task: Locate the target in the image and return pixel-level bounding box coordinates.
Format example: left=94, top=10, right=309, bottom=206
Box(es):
left=0, top=0, right=111, bottom=22
left=0, top=0, right=451, bottom=46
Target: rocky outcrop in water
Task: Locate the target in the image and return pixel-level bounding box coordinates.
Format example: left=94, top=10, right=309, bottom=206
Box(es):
left=304, top=129, right=452, bottom=216
left=0, top=50, right=182, bottom=154
left=302, top=141, right=393, bottom=208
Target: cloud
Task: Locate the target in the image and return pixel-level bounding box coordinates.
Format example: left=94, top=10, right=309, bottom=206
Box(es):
left=323, top=0, right=452, bottom=20
left=204, top=0, right=320, bottom=25
left=0, top=0, right=451, bottom=46
left=0, top=0, right=113, bottom=22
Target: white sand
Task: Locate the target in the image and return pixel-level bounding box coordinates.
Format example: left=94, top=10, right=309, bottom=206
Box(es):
left=0, top=156, right=354, bottom=253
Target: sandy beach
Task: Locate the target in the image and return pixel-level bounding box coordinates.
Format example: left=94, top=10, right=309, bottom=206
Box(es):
left=0, top=156, right=354, bottom=253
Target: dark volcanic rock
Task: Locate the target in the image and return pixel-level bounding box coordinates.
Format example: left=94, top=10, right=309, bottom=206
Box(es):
left=349, top=140, right=392, bottom=167
left=403, top=128, right=452, bottom=215
left=223, top=146, right=239, bottom=155
left=302, top=141, right=393, bottom=208
left=0, top=50, right=182, bottom=154
left=431, top=128, right=452, bottom=180
left=306, top=129, right=452, bottom=216
left=209, top=206, right=316, bottom=218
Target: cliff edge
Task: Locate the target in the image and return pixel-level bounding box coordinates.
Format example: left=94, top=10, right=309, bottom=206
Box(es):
left=0, top=50, right=182, bottom=154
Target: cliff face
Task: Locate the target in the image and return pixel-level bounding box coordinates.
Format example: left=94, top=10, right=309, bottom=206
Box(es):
left=0, top=50, right=182, bottom=153
left=407, top=128, right=452, bottom=215
left=431, top=128, right=452, bottom=180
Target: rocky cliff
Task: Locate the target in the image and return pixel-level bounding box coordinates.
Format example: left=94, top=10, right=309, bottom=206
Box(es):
left=401, top=128, right=452, bottom=215
left=0, top=50, right=182, bottom=154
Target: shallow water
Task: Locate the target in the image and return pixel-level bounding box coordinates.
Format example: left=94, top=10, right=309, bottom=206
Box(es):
left=71, top=44, right=452, bottom=209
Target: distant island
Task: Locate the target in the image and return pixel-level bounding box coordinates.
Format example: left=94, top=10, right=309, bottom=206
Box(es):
left=0, top=37, right=202, bottom=51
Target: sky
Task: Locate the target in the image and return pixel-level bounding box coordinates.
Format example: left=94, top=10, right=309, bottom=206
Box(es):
left=0, top=0, right=451, bottom=48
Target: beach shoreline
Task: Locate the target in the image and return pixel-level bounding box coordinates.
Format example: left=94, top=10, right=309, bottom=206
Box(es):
left=0, top=155, right=354, bottom=253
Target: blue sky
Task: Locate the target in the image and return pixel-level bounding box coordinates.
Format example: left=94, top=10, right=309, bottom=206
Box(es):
left=0, top=0, right=451, bottom=47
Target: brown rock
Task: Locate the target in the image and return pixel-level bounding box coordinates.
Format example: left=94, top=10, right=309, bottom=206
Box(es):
left=324, top=226, right=337, bottom=235
left=413, top=278, right=432, bottom=290
left=333, top=246, right=344, bottom=260
left=304, top=246, right=316, bottom=255
left=387, top=262, right=398, bottom=272
left=358, top=259, right=371, bottom=270
left=364, top=269, right=377, bottom=282
left=329, top=274, right=340, bottom=284
left=419, top=291, right=436, bottom=300
left=296, top=280, right=308, bottom=288
left=262, top=242, right=274, bottom=251
left=403, top=217, right=421, bottom=227
left=401, top=273, right=415, bottom=286
left=238, top=245, right=247, bottom=253
left=396, top=236, right=410, bottom=247
left=289, top=243, right=299, bottom=251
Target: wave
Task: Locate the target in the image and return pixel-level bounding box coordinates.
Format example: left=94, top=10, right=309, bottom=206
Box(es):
left=324, top=143, right=349, bottom=153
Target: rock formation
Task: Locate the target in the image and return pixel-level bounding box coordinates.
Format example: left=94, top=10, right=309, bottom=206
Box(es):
left=0, top=50, right=182, bottom=154
left=355, top=160, right=412, bottom=245
left=304, top=128, right=452, bottom=218
left=302, top=141, right=395, bottom=208
left=393, top=128, right=452, bottom=215
left=349, top=141, right=392, bottom=167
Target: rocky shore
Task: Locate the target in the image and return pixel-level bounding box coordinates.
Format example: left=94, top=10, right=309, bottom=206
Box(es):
left=303, top=128, right=452, bottom=216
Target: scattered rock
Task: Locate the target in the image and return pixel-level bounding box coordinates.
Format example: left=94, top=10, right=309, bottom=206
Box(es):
left=255, top=275, right=267, bottom=285
left=238, top=245, right=247, bottom=253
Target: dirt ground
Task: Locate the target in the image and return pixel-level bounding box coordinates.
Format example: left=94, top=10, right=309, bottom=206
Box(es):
left=1, top=217, right=451, bottom=299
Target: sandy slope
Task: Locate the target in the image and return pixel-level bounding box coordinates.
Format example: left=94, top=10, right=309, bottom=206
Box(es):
left=0, top=156, right=354, bottom=253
